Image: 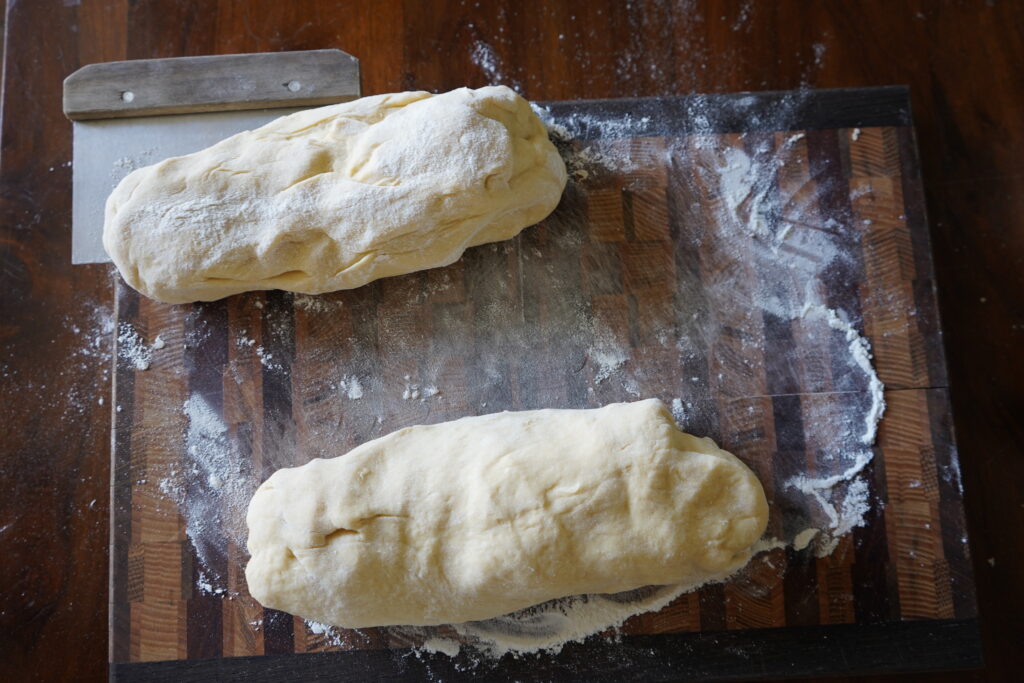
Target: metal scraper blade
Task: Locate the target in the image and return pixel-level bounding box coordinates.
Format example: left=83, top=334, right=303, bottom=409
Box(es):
left=64, top=50, right=362, bottom=264
left=71, top=108, right=303, bottom=264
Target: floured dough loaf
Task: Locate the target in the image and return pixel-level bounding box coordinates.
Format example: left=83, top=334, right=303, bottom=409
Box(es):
left=103, top=86, right=567, bottom=303
left=245, top=399, right=769, bottom=628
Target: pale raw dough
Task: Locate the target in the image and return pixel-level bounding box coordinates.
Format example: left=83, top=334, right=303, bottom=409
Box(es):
left=103, top=86, right=567, bottom=303
left=245, top=399, right=769, bottom=628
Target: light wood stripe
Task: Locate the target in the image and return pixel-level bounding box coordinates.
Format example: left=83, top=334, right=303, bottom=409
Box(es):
left=881, top=390, right=953, bottom=619
left=137, top=542, right=184, bottom=662
left=587, top=186, right=627, bottom=242
left=817, top=539, right=857, bottom=624
left=223, top=540, right=264, bottom=657
left=848, top=127, right=898, bottom=178
left=623, top=592, right=701, bottom=635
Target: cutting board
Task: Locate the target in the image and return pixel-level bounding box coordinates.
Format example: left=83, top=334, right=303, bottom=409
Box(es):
left=108, top=87, right=980, bottom=681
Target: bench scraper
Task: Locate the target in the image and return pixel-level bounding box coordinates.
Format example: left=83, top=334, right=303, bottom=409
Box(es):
left=62, top=50, right=361, bottom=264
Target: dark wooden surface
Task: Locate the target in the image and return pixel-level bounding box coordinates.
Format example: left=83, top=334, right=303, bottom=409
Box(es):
left=0, top=1, right=1020, bottom=681
left=107, top=621, right=980, bottom=683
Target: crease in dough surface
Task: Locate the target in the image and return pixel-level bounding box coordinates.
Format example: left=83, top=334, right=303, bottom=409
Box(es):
left=103, top=86, right=567, bottom=303
left=245, top=399, right=770, bottom=628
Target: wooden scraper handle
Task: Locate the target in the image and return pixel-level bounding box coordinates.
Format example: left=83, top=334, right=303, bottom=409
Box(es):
left=63, top=49, right=361, bottom=121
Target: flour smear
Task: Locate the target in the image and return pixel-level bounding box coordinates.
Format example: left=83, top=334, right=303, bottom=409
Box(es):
left=158, top=394, right=256, bottom=592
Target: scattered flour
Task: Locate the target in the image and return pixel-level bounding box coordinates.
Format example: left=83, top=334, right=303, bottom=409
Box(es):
left=158, top=393, right=255, bottom=594
left=196, top=568, right=227, bottom=596
left=787, top=450, right=874, bottom=556
left=422, top=637, right=462, bottom=658
left=531, top=103, right=653, bottom=179
left=236, top=333, right=284, bottom=371
left=110, top=148, right=156, bottom=188
left=943, top=454, right=964, bottom=495
left=669, top=100, right=888, bottom=561
left=800, top=303, right=886, bottom=445
left=812, top=42, right=827, bottom=68
left=449, top=563, right=762, bottom=658
left=116, top=322, right=167, bottom=371
left=401, top=378, right=440, bottom=402
left=337, top=375, right=364, bottom=400
left=751, top=537, right=788, bottom=554
left=255, top=346, right=282, bottom=371
left=714, top=134, right=805, bottom=251
left=792, top=527, right=820, bottom=551
left=470, top=40, right=522, bottom=92
left=305, top=619, right=346, bottom=647
left=669, top=398, right=687, bottom=424
left=292, top=294, right=342, bottom=314
left=590, top=344, right=629, bottom=383
left=392, top=577, right=727, bottom=660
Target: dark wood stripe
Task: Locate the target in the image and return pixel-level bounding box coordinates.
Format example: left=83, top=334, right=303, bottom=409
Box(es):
left=666, top=138, right=719, bottom=440
left=518, top=186, right=589, bottom=410
left=184, top=301, right=228, bottom=660
left=343, top=283, right=386, bottom=447
left=697, top=584, right=727, bottom=631
left=852, top=446, right=901, bottom=623
left=110, top=280, right=140, bottom=664
left=463, top=243, right=517, bottom=412
left=771, top=397, right=805, bottom=453
left=541, top=87, right=912, bottom=138
left=926, top=388, right=978, bottom=619
left=260, top=291, right=296, bottom=476
left=806, top=129, right=864, bottom=337
left=261, top=609, right=295, bottom=657
left=620, top=187, right=637, bottom=242
left=111, top=618, right=981, bottom=682
left=761, top=315, right=801, bottom=397
left=898, top=126, right=949, bottom=388
left=896, top=127, right=936, bottom=283
left=259, top=291, right=296, bottom=653
left=770, top=395, right=821, bottom=627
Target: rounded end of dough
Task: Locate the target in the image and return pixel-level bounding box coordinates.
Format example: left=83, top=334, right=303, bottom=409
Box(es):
left=641, top=398, right=770, bottom=574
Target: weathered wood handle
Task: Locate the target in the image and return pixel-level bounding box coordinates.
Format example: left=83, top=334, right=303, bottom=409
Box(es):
left=63, top=49, right=361, bottom=120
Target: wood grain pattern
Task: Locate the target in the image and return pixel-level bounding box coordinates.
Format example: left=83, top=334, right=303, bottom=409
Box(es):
left=63, top=50, right=361, bottom=119
left=99, top=91, right=977, bottom=680
left=4, top=2, right=1022, bottom=681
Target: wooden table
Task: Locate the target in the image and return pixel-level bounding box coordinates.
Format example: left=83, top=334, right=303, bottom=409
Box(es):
left=1, top=2, right=1021, bottom=681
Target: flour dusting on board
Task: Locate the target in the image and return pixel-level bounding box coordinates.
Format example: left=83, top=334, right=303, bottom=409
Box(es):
left=158, top=394, right=255, bottom=591
left=275, top=94, right=892, bottom=664
left=137, top=88, right=892, bottom=662
left=116, top=322, right=152, bottom=370
left=530, top=93, right=885, bottom=562
left=452, top=580, right=704, bottom=656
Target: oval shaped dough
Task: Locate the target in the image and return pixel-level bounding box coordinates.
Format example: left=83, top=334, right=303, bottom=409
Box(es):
left=245, top=399, right=769, bottom=628
left=103, top=86, right=567, bottom=303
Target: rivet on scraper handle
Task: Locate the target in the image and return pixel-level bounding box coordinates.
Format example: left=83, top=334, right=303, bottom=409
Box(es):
left=62, top=50, right=362, bottom=265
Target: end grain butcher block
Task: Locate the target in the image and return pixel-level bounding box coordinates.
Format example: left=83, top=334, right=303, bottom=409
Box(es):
left=108, top=87, right=979, bottom=681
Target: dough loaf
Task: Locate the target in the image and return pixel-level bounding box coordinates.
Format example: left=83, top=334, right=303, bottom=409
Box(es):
left=103, top=86, right=567, bottom=303
left=245, top=399, right=769, bottom=628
